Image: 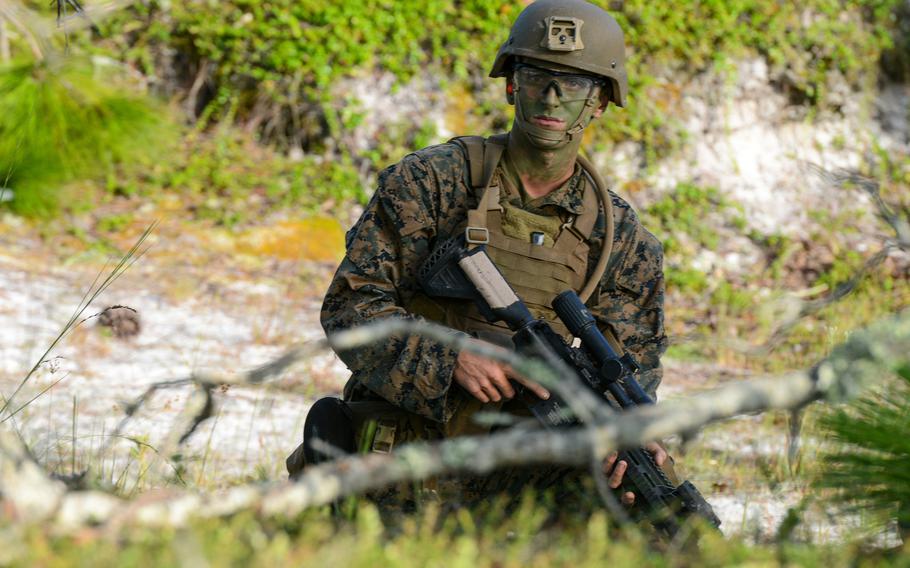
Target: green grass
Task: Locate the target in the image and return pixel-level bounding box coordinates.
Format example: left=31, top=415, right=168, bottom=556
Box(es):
left=6, top=498, right=907, bottom=567
left=0, top=56, right=174, bottom=217
left=104, top=126, right=368, bottom=228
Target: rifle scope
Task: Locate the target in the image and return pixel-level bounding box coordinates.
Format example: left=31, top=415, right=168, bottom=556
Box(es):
left=552, top=290, right=654, bottom=406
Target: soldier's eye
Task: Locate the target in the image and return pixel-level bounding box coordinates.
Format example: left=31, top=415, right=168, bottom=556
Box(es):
left=525, top=69, right=547, bottom=83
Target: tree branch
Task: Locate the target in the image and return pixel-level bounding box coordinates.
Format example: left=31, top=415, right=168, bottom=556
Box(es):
left=1, top=310, right=906, bottom=532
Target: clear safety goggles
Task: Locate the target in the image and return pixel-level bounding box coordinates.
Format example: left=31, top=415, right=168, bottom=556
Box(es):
left=513, top=64, right=603, bottom=102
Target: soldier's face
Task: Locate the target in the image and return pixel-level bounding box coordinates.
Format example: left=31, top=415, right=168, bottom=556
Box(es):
left=512, top=64, right=604, bottom=132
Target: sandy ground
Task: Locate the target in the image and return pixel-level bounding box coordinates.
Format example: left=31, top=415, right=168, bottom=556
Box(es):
left=0, top=219, right=897, bottom=545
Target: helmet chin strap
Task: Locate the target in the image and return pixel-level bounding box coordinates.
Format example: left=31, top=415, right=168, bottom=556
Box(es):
left=513, top=86, right=600, bottom=149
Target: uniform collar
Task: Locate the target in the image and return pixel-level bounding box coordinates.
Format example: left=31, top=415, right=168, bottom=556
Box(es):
left=498, top=151, right=587, bottom=216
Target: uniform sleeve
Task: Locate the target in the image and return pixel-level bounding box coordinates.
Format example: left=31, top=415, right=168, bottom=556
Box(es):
left=591, top=198, right=668, bottom=399
left=321, top=153, right=466, bottom=423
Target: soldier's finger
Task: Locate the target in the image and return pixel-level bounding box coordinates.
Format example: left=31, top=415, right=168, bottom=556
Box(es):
left=622, top=492, right=635, bottom=506
left=477, top=378, right=501, bottom=402
left=646, top=441, right=668, bottom=466
left=602, top=452, right=618, bottom=473
left=488, top=367, right=516, bottom=399
left=512, top=375, right=550, bottom=400
left=609, top=460, right=627, bottom=488
left=463, top=381, right=490, bottom=403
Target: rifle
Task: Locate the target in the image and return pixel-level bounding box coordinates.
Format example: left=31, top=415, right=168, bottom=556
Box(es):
left=418, top=236, right=721, bottom=538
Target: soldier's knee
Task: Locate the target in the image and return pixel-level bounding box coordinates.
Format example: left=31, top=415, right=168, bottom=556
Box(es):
left=304, top=397, right=356, bottom=462
left=287, top=397, right=356, bottom=480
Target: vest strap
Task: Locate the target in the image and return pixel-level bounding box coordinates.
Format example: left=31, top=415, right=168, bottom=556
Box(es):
left=481, top=135, right=508, bottom=190
left=453, top=135, right=486, bottom=189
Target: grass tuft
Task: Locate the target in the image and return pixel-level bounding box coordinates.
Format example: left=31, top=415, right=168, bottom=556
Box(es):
left=0, top=56, right=173, bottom=217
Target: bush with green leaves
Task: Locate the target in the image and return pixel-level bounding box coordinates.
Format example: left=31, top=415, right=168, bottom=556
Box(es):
left=108, top=127, right=367, bottom=226
left=3, top=0, right=905, bottom=217
left=91, top=0, right=904, bottom=157
left=643, top=182, right=746, bottom=259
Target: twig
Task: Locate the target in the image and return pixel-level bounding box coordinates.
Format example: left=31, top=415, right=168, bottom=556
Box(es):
left=0, top=14, right=11, bottom=62
left=99, top=317, right=613, bottom=463
left=150, top=385, right=210, bottom=484
left=754, top=245, right=896, bottom=354
left=742, top=165, right=907, bottom=355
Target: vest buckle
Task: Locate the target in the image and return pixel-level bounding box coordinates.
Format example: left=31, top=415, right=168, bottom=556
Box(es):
left=561, top=216, right=587, bottom=242
left=465, top=226, right=490, bottom=245
left=371, top=419, right=397, bottom=454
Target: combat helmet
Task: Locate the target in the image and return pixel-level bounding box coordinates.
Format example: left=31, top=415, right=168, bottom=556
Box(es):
left=490, top=0, right=628, bottom=108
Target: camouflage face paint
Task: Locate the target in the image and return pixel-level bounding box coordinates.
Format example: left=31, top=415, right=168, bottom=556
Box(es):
left=507, top=80, right=589, bottom=187
left=508, top=60, right=604, bottom=152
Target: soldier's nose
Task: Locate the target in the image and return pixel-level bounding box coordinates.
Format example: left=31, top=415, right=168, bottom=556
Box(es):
left=542, top=82, right=561, bottom=107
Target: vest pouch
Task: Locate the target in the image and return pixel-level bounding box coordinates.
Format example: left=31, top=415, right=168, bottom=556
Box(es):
left=443, top=394, right=507, bottom=438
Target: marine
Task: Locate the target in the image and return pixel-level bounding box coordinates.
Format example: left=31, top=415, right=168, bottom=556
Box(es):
left=288, top=0, right=670, bottom=514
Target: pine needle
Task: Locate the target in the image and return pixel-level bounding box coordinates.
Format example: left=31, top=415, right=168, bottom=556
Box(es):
left=815, top=367, right=910, bottom=526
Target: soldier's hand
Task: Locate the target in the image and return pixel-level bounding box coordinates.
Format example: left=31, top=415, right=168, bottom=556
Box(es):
left=454, top=350, right=550, bottom=403
left=602, top=441, right=668, bottom=507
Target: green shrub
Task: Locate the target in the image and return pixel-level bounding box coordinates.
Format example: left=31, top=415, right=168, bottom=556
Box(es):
left=0, top=56, right=173, bottom=217
left=666, top=266, right=711, bottom=294
left=88, top=0, right=903, bottom=157
left=5, top=0, right=905, bottom=218
left=92, top=0, right=516, bottom=149
left=644, top=182, right=745, bottom=257
left=110, top=127, right=368, bottom=226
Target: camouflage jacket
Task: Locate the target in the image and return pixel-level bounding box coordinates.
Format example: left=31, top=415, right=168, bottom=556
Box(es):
left=321, top=141, right=667, bottom=424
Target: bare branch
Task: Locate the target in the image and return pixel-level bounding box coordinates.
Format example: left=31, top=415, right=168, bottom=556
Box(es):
left=1, top=310, right=906, bottom=532
left=747, top=165, right=909, bottom=354
left=755, top=245, right=896, bottom=353
left=0, top=15, right=11, bottom=62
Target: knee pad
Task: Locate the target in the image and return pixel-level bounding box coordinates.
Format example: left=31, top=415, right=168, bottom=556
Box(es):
left=302, top=397, right=356, bottom=466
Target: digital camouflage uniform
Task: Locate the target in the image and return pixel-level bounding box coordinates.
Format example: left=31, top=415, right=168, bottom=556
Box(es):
left=320, top=140, right=667, bottom=511
left=311, top=0, right=666, bottom=514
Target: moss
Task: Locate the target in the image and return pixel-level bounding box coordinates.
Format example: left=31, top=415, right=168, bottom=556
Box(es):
left=644, top=182, right=745, bottom=257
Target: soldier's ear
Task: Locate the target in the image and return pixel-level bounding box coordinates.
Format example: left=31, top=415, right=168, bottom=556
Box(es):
left=506, top=78, right=515, bottom=105
left=592, top=87, right=610, bottom=118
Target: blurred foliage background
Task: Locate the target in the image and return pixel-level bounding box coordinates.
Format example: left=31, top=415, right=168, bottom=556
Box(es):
left=0, top=0, right=907, bottom=218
